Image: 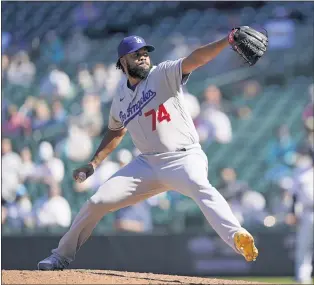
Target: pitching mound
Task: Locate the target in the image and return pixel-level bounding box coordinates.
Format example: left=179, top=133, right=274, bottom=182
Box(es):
left=2, top=270, right=267, bottom=284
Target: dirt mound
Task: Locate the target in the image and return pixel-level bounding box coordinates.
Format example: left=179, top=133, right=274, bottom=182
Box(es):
left=2, top=270, right=267, bottom=284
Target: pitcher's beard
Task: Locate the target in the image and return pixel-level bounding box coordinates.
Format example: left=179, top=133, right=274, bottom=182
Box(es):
left=127, top=62, right=153, bottom=80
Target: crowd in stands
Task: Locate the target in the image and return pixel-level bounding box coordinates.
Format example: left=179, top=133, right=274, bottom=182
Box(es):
left=2, top=2, right=313, bottom=234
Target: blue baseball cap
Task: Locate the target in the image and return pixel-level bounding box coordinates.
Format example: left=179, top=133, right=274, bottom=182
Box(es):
left=117, top=35, right=155, bottom=59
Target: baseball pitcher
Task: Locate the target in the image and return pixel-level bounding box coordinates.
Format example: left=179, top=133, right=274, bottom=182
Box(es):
left=38, top=27, right=268, bottom=270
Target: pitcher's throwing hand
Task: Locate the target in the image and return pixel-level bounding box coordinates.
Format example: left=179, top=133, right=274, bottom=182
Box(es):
left=73, top=164, right=94, bottom=183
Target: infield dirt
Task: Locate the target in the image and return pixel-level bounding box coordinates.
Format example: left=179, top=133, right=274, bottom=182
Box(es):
left=2, top=270, right=268, bottom=284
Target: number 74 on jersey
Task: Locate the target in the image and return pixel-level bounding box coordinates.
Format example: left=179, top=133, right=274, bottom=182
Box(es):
left=144, top=104, right=171, bottom=131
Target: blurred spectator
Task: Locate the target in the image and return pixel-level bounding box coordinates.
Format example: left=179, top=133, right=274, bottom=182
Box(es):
left=216, top=167, right=252, bottom=224
left=301, top=85, right=314, bottom=160
left=2, top=104, right=31, bottom=136
left=114, top=201, right=153, bottom=233
left=19, top=146, right=36, bottom=182
left=240, top=191, right=267, bottom=227
left=2, top=54, right=10, bottom=80
left=147, top=192, right=172, bottom=211
left=279, top=151, right=313, bottom=284
left=56, top=124, right=93, bottom=162
left=217, top=167, right=251, bottom=198
left=232, top=80, right=263, bottom=120
left=42, top=30, right=64, bottom=64
left=182, top=87, right=201, bottom=121
left=302, top=83, right=314, bottom=132
left=201, top=84, right=248, bottom=117
left=76, top=94, right=103, bottom=137
left=7, top=51, right=36, bottom=87
left=92, top=63, right=119, bottom=103
left=196, top=122, right=215, bottom=145
left=52, top=99, right=67, bottom=123
left=65, top=29, right=91, bottom=63
left=77, top=67, right=95, bottom=92
left=18, top=96, right=37, bottom=118
left=2, top=138, right=22, bottom=203
left=1, top=138, right=22, bottom=172
left=93, top=63, right=107, bottom=91
left=265, top=124, right=298, bottom=182
left=50, top=68, right=75, bottom=99
left=32, top=141, right=65, bottom=184
left=197, top=85, right=233, bottom=144
left=101, top=63, right=122, bottom=103
left=243, top=80, right=262, bottom=99
left=306, top=132, right=314, bottom=161
left=4, top=185, right=33, bottom=229
left=201, top=85, right=225, bottom=111
left=2, top=31, right=12, bottom=52
left=29, top=37, right=41, bottom=61
left=2, top=99, right=9, bottom=124
left=40, top=66, right=74, bottom=99
left=2, top=199, right=8, bottom=225
left=72, top=2, right=100, bottom=29
left=32, top=100, right=52, bottom=129
left=33, top=183, right=71, bottom=228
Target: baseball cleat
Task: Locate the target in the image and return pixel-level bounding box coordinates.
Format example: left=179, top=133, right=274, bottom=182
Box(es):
left=37, top=253, right=69, bottom=271
left=234, top=230, right=258, bottom=262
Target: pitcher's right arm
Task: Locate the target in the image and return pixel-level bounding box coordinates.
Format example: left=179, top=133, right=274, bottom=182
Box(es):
left=73, top=128, right=127, bottom=182
left=73, top=95, right=127, bottom=182
left=90, top=127, right=127, bottom=169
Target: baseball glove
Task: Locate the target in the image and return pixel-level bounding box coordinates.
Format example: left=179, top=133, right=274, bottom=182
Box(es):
left=228, top=26, right=268, bottom=66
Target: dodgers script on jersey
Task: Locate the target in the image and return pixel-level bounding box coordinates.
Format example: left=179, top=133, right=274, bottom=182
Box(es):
left=108, top=58, right=199, bottom=154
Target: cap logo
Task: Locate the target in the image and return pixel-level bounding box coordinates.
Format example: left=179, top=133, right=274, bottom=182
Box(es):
left=134, top=37, right=143, bottom=43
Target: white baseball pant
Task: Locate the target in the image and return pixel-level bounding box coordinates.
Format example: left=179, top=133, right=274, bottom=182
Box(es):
left=52, top=144, right=242, bottom=262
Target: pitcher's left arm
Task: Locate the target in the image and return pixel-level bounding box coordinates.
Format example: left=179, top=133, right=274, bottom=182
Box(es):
left=182, top=26, right=268, bottom=74
left=182, top=36, right=229, bottom=74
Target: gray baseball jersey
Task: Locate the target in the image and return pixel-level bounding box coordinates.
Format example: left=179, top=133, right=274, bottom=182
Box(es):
left=108, top=58, right=199, bottom=154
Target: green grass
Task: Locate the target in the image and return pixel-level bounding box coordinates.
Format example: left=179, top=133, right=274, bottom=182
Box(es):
left=223, top=276, right=314, bottom=284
